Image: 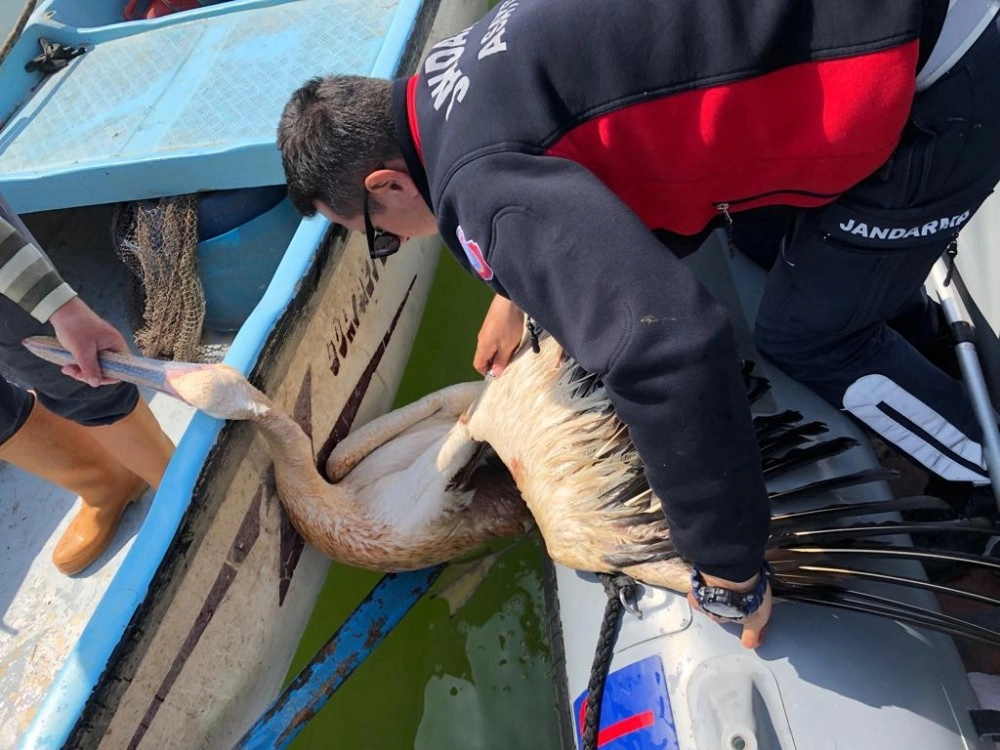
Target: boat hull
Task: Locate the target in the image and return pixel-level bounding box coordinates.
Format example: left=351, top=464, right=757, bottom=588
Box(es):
left=80, top=230, right=439, bottom=749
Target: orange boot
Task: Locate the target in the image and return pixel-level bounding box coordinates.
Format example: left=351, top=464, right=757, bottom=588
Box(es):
left=0, top=397, right=148, bottom=575
left=86, top=397, right=174, bottom=490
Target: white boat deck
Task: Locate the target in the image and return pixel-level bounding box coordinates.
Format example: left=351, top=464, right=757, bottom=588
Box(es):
left=0, top=204, right=209, bottom=744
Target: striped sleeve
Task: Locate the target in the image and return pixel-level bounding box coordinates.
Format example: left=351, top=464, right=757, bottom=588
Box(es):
left=0, top=215, right=77, bottom=322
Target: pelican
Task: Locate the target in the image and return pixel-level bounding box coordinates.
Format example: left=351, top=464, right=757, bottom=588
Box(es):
left=457, top=335, right=1000, bottom=646
left=23, top=337, right=529, bottom=572
left=24, top=334, right=1000, bottom=644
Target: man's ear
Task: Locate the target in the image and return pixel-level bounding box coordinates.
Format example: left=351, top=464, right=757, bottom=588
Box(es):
left=365, top=168, right=419, bottom=198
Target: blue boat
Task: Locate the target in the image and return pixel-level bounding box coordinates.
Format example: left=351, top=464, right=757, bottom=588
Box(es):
left=5, top=1, right=1000, bottom=748
left=0, top=0, right=485, bottom=746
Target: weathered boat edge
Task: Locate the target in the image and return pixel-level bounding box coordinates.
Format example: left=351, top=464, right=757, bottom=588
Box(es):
left=17, top=214, right=331, bottom=748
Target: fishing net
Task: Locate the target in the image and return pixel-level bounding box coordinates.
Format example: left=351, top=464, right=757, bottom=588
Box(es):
left=112, top=195, right=206, bottom=361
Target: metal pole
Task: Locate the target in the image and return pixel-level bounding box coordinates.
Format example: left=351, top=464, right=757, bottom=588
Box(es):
left=928, top=255, right=1000, bottom=509
left=233, top=565, right=444, bottom=750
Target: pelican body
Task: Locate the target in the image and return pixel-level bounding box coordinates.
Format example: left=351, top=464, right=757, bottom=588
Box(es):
left=24, top=334, right=1000, bottom=645
left=24, top=336, right=529, bottom=572
left=462, top=336, right=691, bottom=589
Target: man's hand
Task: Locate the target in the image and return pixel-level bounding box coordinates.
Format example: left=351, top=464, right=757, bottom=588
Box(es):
left=687, top=570, right=773, bottom=649
left=473, top=294, right=526, bottom=376
left=47, top=296, right=130, bottom=387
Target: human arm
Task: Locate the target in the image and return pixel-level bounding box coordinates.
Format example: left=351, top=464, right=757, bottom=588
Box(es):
left=440, top=154, right=772, bottom=644
left=473, top=294, right=525, bottom=376
left=0, top=214, right=127, bottom=386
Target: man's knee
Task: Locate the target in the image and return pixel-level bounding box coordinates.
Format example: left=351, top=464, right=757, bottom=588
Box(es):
left=752, top=319, right=857, bottom=408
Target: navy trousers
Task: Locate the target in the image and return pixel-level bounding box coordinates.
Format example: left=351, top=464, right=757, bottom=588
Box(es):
left=754, top=14, right=1000, bottom=484
left=0, top=209, right=138, bottom=445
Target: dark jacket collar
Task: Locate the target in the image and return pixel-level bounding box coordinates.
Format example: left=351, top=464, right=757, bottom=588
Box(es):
left=391, top=76, right=433, bottom=211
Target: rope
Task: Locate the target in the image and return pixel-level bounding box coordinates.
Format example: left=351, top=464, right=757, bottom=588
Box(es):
left=0, top=0, right=36, bottom=68
left=581, top=573, right=639, bottom=750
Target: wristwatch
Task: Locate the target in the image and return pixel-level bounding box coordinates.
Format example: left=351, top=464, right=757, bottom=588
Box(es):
left=690, top=563, right=770, bottom=620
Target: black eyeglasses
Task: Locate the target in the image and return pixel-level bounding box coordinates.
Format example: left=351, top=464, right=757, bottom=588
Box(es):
left=363, top=189, right=402, bottom=259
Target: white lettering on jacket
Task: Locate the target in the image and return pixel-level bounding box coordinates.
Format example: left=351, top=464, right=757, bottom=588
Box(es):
left=423, top=1, right=520, bottom=119
left=479, top=0, right=520, bottom=59
left=424, top=28, right=472, bottom=120
left=838, top=211, right=971, bottom=240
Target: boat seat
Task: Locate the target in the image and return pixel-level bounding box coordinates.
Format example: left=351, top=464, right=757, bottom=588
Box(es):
left=0, top=0, right=420, bottom=213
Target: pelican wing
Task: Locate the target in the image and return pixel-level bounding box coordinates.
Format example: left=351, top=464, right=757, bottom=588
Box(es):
left=507, top=343, right=1000, bottom=646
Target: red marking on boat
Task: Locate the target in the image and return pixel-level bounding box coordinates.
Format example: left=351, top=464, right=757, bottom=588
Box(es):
left=578, top=697, right=655, bottom=747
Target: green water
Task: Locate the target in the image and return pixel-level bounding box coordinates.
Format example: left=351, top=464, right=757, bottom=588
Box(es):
left=286, top=250, right=566, bottom=749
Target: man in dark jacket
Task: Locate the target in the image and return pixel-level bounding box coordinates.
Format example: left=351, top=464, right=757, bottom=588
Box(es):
left=276, top=0, right=1000, bottom=646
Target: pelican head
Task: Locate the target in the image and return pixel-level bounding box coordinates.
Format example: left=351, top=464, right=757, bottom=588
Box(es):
left=23, top=336, right=269, bottom=421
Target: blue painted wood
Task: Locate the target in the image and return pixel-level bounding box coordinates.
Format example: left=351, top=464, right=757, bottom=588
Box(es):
left=234, top=565, right=445, bottom=750
left=0, top=0, right=424, bottom=212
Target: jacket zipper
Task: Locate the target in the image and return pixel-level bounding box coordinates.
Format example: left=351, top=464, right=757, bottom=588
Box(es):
left=715, top=187, right=843, bottom=212
left=714, top=188, right=842, bottom=258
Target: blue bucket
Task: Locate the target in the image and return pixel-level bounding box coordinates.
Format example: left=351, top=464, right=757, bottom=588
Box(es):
left=195, top=185, right=301, bottom=332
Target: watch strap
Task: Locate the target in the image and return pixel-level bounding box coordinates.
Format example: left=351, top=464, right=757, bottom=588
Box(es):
left=690, top=563, right=771, bottom=620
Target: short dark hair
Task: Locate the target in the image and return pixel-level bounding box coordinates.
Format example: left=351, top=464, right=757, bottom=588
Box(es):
left=277, top=75, right=401, bottom=218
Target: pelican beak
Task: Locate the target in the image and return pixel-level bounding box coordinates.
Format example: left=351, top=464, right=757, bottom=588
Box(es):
left=22, top=335, right=214, bottom=404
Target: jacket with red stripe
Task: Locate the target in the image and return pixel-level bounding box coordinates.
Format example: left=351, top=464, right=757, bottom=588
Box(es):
left=391, top=0, right=934, bottom=581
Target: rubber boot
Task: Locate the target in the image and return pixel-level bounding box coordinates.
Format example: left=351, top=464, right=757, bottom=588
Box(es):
left=87, top=397, right=175, bottom=490
left=0, top=398, right=148, bottom=575
left=56, top=398, right=174, bottom=574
